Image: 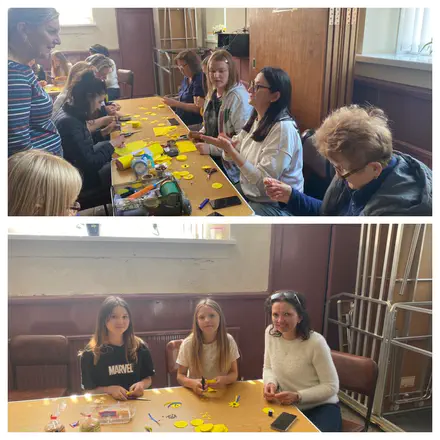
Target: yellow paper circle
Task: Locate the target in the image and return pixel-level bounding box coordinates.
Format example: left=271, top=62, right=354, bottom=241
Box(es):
left=194, top=426, right=202, bottom=432
left=202, top=165, right=211, bottom=170
left=174, top=421, right=188, bottom=428
left=228, top=401, right=240, bottom=407
left=183, top=174, right=194, bottom=180
left=262, top=407, right=275, bottom=414
left=190, top=419, right=204, bottom=426
left=181, top=164, right=190, bottom=168
left=172, top=172, right=181, bottom=180
left=158, top=104, right=165, bottom=108
left=199, top=423, right=214, bottom=432
left=179, top=171, right=190, bottom=176
left=212, top=424, right=228, bottom=432
left=212, top=183, right=223, bottom=189
left=176, top=155, right=187, bottom=162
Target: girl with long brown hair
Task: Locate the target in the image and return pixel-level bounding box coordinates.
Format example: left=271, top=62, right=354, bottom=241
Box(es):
left=176, top=298, right=240, bottom=395
left=80, top=296, right=155, bottom=400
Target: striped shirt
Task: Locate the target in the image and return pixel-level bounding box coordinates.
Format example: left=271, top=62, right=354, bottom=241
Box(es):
left=8, top=60, right=62, bottom=157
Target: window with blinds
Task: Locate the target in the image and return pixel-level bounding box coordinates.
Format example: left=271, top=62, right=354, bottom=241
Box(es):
left=396, top=8, right=432, bottom=55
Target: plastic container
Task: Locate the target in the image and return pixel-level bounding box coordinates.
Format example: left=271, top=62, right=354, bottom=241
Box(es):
left=79, top=414, right=101, bottom=432
left=44, top=415, right=65, bottom=432
left=92, top=403, right=135, bottom=425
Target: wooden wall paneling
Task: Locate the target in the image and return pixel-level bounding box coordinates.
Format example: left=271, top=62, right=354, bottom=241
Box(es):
left=322, top=8, right=335, bottom=118
left=352, top=76, right=432, bottom=167
left=248, top=8, right=329, bottom=131
left=340, top=9, right=353, bottom=106
left=329, top=8, right=342, bottom=112
left=116, top=8, right=156, bottom=97
left=345, top=8, right=359, bottom=104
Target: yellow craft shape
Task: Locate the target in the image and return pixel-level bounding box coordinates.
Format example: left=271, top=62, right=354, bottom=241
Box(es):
left=174, top=421, right=188, bottom=429
left=212, top=424, right=228, bottom=432
left=147, top=143, right=164, bottom=156
left=134, top=114, right=140, bottom=117
left=176, top=140, right=197, bottom=153
left=153, top=126, right=176, bottom=137
left=141, top=118, right=149, bottom=121
left=157, top=123, right=166, bottom=127
left=121, top=122, right=127, bottom=127
left=150, top=112, right=157, bottom=115
left=152, top=106, right=158, bottom=109
left=206, top=387, right=216, bottom=392
left=212, top=183, right=223, bottom=189
left=130, top=121, right=141, bottom=128
left=181, top=164, right=190, bottom=168
left=199, top=424, right=214, bottom=432
left=157, top=104, right=165, bottom=108
left=202, top=165, right=211, bottom=170
left=179, top=171, right=190, bottom=176
left=114, top=140, right=147, bottom=157
left=183, top=174, right=194, bottom=180
left=172, top=172, right=181, bottom=180
left=262, top=407, right=275, bottom=415
left=175, top=155, right=187, bottom=162
left=194, top=427, right=202, bottom=432
left=190, top=419, right=204, bottom=426
left=228, top=401, right=240, bottom=408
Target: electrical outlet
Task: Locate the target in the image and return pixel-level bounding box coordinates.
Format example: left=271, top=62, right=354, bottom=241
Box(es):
left=400, top=376, right=415, bottom=388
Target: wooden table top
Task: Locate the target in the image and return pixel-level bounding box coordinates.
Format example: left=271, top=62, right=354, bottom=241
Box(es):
left=110, top=96, right=254, bottom=216
left=8, top=381, right=319, bottom=432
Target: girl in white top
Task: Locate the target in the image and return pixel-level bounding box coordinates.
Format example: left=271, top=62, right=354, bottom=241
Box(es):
left=176, top=298, right=240, bottom=396
left=200, top=67, right=303, bottom=216
left=263, top=291, right=342, bottom=432
left=89, top=44, right=120, bottom=100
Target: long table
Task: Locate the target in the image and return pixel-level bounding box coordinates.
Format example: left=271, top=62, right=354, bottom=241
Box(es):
left=110, top=96, right=254, bottom=216
left=8, top=381, right=319, bottom=432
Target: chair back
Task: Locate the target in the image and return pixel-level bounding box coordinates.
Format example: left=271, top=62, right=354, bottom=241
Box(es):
left=165, top=339, right=183, bottom=387
left=117, top=69, right=134, bottom=99
left=331, top=350, right=379, bottom=431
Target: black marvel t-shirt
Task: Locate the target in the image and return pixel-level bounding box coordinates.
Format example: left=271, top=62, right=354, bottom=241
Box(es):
left=80, top=342, right=155, bottom=391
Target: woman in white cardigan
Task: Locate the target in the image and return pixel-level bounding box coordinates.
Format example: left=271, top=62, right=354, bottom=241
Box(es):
left=263, top=291, right=342, bottom=432
left=200, top=67, right=303, bottom=216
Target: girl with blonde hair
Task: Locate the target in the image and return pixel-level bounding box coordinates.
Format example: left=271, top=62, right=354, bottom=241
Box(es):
left=8, top=150, right=82, bottom=216
left=80, top=296, right=155, bottom=400
left=50, top=50, right=72, bottom=81
left=176, top=298, right=240, bottom=395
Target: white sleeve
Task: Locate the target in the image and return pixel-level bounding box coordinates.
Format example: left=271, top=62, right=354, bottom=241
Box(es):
left=223, top=129, right=246, bottom=161
left=262, top=327, right=278, bottom=387
left=298, top=336, right=339, bottom=404
left=239, top=122, right=297, bottom=189
left=228, top=92, right=252, bottom=135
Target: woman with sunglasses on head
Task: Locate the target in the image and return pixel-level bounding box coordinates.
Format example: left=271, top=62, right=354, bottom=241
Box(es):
left=263, top=291, right=341, bottom=432
left=264, top=105, right=432, bottom=216
left=200, top=67, right=303, bottom=216
left=162, top=50, right=205, bottom=128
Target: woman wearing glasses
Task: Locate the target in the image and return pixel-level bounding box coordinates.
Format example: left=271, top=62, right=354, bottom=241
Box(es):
left=263, top=291, right=341, bottom=432
left=162, top=50, right=205, bottom=127
left=8, top=150, right=82, bottom=216
left=200, top=67, right=303, bottom=216
left=264, top=105, right=432, bottom=216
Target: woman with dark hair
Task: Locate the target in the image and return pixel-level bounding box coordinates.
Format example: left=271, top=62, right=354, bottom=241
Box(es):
left=89, top=43, right=120, bottom=100
left=79, top=296, right=155, bottom=400
left=162, top=50, right=205, bottom=127
left=263, top=291, right=341, bottom=432
left=53, top=71, right=125, bottom=190
left=200, top=67, right=303, bottom=216
left=8, top=8, right=62, bottom=157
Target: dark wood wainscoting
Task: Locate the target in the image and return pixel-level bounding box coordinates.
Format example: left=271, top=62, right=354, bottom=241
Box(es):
left=8, top=293, right=268, bottom=393
left=352, top=75, right=432, bottom=168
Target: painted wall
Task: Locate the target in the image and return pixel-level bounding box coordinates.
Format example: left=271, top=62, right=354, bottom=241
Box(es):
left=8, top=225, right=271, bottom=297
left=362, top=8, right=400, bottom=54
left=57, top=8, right=119, bottom=51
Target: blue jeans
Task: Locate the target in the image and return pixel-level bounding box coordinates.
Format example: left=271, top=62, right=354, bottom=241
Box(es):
left=302, top=403, right=342, bottom=432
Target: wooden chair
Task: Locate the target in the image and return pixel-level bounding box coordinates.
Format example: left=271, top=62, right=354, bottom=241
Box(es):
left=9, top=335, right=70, bottom=401
left=117, top=69, right=134, bottom=99
left=331, top=350, right=379, bottom=432
left=165, top=339, right=183, bottom=387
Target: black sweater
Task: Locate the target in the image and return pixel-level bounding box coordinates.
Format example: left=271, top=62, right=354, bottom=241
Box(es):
left=53, top=103, right=114, bottom=190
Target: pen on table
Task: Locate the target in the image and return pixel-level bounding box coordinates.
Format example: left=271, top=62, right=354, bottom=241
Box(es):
left=199, top=198, right=209, bottom=209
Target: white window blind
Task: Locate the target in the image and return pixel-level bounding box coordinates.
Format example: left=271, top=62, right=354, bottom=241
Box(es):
left=57, top=7, right=94, bottom=26
left=397, top=8, right=432, bottom=55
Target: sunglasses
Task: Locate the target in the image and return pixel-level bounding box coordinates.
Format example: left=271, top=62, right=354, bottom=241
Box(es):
left=334, top=163, right=368, bottom=180
left=270, top=292, right=302, bottom=307
left=249, top=80, right=271, bottom=93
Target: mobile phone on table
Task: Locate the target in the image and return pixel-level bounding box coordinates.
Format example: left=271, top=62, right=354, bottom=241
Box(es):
left=168, top=118, right=180, bottom=126
left=270, top=412, right=298, bottom=432
left=209, top=196, right=242, bottom=210
left=207, top=211, right=224, bottom=216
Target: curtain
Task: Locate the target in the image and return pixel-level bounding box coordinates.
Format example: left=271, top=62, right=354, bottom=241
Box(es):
left=397, top=8, right=432, bottom=54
